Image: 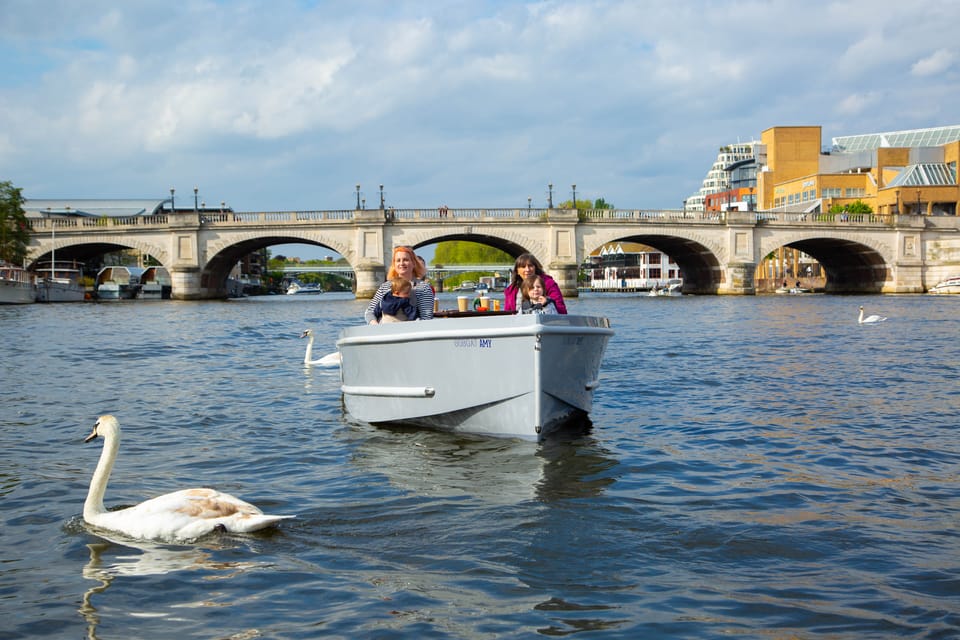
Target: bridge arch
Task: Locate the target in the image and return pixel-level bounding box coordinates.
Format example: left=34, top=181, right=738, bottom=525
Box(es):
left=583, top=229, right=726, bottom=294
left=203, top=232, right=351, bottom=296
left=392, top=230, right=546, bottom=264
left=757, top=232, right=892, bottom=293
left=26, top=237, right=170, bottom=270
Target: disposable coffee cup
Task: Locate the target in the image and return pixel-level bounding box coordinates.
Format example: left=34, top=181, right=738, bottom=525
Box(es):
left=457, top=296, right=469, bottom=312
left=492, top=299, right=500, bottom=311
left=479, top=296, right=489, bottom=310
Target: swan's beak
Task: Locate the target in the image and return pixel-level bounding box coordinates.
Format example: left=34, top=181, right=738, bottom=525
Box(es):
left=299, top=330, right=309, bottom=338
left=84, top=425, right=99, bottom=443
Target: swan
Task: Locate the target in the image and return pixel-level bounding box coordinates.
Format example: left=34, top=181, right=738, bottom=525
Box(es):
left=83, top=415, right=294, bottom=541
left=300, top=329, right=341, bottom=366
left=858, top=305, right=887, bottom=324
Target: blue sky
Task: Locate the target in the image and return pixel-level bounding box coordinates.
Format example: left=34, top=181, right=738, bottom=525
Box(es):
left=2, top=1, right=959, bottom=260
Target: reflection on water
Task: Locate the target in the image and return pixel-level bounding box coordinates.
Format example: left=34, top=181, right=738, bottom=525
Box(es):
left=79, top=531, right=264, bottom=640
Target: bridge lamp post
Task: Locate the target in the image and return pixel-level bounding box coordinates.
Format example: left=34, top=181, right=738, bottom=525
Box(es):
left=916, top=189, right=922, bottom=215
left=548, top=184, right=553, bottom=209
left=170, top=187, right=175, bottom=213
left=356, top=184, right=361, bottom=210
left=193, top=187, right=198, bottom=214
left=572, top=184, right=577, bottom=211
left=379, top=184, right=385, bottom=210
left=528, top=196, right=531, bottom=210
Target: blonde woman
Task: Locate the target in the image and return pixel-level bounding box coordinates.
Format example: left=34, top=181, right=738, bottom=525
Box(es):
left=364, top=246, right=435, bottom=323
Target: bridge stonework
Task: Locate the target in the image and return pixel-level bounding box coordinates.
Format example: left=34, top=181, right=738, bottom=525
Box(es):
left=26, top=208, right=960, bottom=299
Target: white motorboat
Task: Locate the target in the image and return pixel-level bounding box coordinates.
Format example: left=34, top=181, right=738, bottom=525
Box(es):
left=286, top=281, right=324, bottom=295
left=138, top=266, right=171, bottom=300
left=337, top=312, right=613, bottom=440
left=929, top=275, right=960, bottom=295
left=0, top=262, right=36, bottom=304
left=96, top=266, right=144, bottom=300
left=36, top=263, right=85, bottom=303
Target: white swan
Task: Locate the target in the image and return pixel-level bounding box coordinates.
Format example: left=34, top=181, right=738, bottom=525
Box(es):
left=858, top=305, right=887, bottom=324
left=83, top=415, right=294, bottom=541
left=300, top=329, right=341, bottom=366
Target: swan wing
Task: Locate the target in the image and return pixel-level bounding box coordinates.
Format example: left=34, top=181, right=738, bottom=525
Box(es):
left=311, top=351, right=341, bottom=367
left=89, top=488, right=294, bottom=541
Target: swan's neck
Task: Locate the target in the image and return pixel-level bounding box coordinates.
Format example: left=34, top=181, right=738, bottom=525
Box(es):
left=84, top=433, right=119, bottom=520
left=304, top=333, right=315, bottom=364
left=858, top=309, right=864, bottom=323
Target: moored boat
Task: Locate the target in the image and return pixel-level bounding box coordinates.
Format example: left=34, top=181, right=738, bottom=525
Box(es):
left=286, top=281, right=324, bottom=295
left=96, top=266, right=144, bottom=300
left=0, top=262, right=37, bottom=304
left=337, top=312, right=613, bottom=440
left=138, top=266, right=171, bottom=300
left=929, top=275, right=960, bottom=295
left=36, top=262, right=85, bottom=303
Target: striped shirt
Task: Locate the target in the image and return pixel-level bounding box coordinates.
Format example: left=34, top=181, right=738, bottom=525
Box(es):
left=364, top=279, right=435, bottom=324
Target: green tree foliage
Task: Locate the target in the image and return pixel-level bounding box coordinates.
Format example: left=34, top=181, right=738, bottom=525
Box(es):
left=828, top=199, right=873, bottom=214
left=433, top=241, right=512, bottom=265
left=0, top=181, right=31, bottom=265
left=556, top=197, right=613, bottom=210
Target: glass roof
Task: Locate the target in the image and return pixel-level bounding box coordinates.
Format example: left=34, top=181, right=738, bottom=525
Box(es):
left=886, top=163, right=957, bottom=187
left=831, top=125, right=960, bottom=153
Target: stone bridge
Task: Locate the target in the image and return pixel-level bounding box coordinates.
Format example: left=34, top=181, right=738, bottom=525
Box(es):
left=25, top=207, right=960, bottom=299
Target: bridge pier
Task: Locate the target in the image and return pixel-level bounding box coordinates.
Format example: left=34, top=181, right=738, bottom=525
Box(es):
left=718, top=262, right=757, bottom=295
left=170, top=267, right=203, bottom=300
left=354, top=262, right=386, bottom=298
left=548, top=262, right=581, bottom=300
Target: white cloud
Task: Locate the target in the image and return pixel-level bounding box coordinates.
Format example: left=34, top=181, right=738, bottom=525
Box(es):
left=912, top=49, right=956, bottom=77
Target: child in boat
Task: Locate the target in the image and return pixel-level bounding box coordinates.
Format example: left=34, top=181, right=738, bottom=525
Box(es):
left=375, top=277, right=418, bottom=323
left=520, top=275, right=559, bottom=314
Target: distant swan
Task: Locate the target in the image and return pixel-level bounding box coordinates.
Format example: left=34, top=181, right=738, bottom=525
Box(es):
left=83, top=415, right=294, bottom=541
left=858, top=306, right=887, bottom=324
left=300, top=329, right=341, bottom=366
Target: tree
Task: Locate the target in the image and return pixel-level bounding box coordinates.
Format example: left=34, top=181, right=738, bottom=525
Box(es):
left=433, top=241, right=512, bottom=265
left=828, top=199, right=873, bottom=215
left=557, top=197, right=614, bottom=210
left=0, top=181, right=31, bottom=265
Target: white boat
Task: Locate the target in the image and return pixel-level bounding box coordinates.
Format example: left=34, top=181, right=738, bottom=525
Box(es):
left=0, top=262, right=37, bottom=305
left=138, top=266, right=171, bottom=300
left=929, top=275, right=960, bottom=295
left=337, top=313, right=613, bottom=440
left=457, top=280, right=477, bottom=292
left=286, top=281, right=324, bottom=295
left=96, top=266, right=144, bottom=300
left=36, top=263, right=86, bottom=303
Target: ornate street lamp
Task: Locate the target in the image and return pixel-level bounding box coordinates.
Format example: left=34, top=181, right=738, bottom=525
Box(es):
left=916, top=189, right=922, bottom=215
left=547, top=183, right=553, bottom=209
left=379, top=184, right=385, bottom=210
left=193, top=186, right=199, bottom=214
left=572, top=184, right=577, bottom=210
left=527, top=196, right=532, bottom=210
left=356, top=184, right=361, bottom=209
left=170, top=187, right=175, bottom=213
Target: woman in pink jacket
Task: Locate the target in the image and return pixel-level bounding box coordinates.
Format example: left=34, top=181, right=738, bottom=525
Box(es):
left=502, top=253, right=567, bottom=314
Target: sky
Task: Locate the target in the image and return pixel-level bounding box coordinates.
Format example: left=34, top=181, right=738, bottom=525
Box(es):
left=2, top=0, right=959, bottom=260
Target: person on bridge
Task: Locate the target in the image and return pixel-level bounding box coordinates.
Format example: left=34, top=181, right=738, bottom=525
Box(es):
left=364, top=246, right=435, bottom=324
left=503, top=253, right=567, bottom=314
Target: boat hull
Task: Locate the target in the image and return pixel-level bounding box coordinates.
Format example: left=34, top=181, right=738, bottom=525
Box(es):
left=38, top=279, right=85, bottom=303
left=337, top=314, right=613, bottom=440
left=929, top=277, right=960, bottom=294
left=0, top=280, right=36, bottom=304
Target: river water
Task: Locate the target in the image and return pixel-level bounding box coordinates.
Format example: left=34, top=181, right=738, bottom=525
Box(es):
left=1, top=292, right=958, bottom=639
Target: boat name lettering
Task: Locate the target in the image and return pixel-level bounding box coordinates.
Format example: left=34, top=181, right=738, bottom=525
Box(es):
left=453, top=338, right=493, bottom=348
